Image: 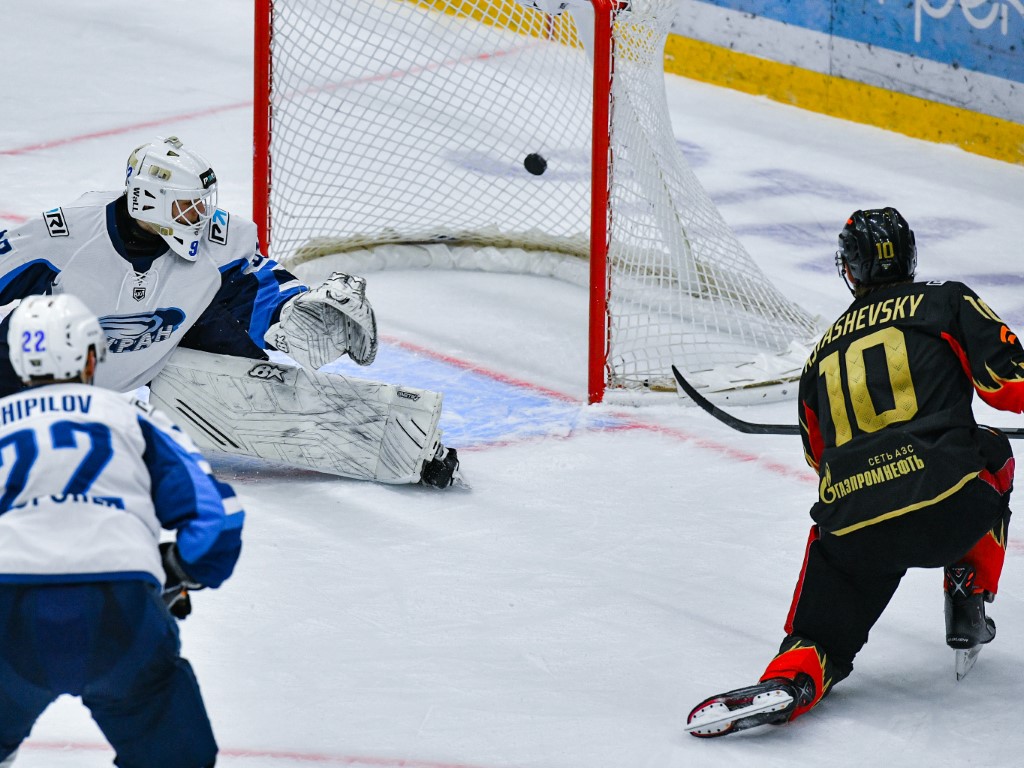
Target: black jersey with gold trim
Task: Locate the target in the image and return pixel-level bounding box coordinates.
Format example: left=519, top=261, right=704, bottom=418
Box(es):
left=798, top=280, right=1024, bottom=535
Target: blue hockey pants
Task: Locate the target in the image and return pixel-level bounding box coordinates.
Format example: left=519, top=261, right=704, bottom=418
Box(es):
left=0, top=581, right=217, bottom=767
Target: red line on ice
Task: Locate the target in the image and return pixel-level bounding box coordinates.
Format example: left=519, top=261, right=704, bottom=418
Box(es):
left=24, top=741, right=502, bottom=767
left=0, top=35, right=811, bottom=489
left=0, top=103, right=250, bottom=157
left=0, top=45, right=535, bottom=158
left=219, top=747, right=496, bottom=766
left=384, top=335, right=816, bottom=484
left=384, top=336, right=576, bottom=403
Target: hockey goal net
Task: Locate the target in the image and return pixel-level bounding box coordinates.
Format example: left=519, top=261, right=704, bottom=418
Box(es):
left=254, top=0, right=818, bottom=402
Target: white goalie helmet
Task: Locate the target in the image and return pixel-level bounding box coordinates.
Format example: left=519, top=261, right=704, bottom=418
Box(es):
left=7, top=294, right=108, bottom=383
left=125, top=136, right=218, bottom=261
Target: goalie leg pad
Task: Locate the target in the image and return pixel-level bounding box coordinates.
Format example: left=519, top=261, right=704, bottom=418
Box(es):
left=149, top=349, right=442, bottom=484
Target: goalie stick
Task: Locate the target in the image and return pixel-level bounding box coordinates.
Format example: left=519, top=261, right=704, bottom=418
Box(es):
left=671, top=365, right=1024, bottom=439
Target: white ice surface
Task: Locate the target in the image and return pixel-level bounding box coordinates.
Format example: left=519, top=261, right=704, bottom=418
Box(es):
left=3, top=2, right=1024, bottom=766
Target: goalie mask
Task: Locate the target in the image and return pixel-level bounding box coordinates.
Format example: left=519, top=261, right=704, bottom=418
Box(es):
left=8, top=294, right=107, bottom=383
left=125, top=136, right=218, bottom=261
left=835, top=207, right=917, bottom=295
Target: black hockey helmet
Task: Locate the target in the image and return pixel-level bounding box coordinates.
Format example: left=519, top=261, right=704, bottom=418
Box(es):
left=835, top=207, right=917, bottom=294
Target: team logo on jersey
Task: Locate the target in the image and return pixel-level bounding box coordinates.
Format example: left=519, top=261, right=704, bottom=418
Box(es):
left=209, top=209, right=229, bottom=245
left=248, top=363, right=287, bottom=382
left=133, top=287, right=147, bottom=302
left=99, top=308, right=186, bottom=354
left=267, top=331, right=289, bottom=353
left=44, top=208, right=69, bottom=237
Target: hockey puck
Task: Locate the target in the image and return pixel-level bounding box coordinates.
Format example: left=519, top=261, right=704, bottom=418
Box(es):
left=524, top=153, right=547, bottom=176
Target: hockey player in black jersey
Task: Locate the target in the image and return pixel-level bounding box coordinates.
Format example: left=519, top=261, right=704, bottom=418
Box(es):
left=687, top=207, right=1022, bottom=737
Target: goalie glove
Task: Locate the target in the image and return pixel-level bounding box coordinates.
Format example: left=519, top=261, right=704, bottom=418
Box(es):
left=160, top=542, right=205, bottom=620
left=266, top=272, right=378, bottom=369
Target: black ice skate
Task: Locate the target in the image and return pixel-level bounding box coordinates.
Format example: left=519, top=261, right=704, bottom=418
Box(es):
left=420, top=444, right=464, bottom=489
left=944, top=564, right=996, bottom=680
left=685, top=674, right=815, bottom=738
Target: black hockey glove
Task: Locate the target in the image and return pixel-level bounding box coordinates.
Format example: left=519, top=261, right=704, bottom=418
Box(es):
left=160, top=542, right=205, bottom=620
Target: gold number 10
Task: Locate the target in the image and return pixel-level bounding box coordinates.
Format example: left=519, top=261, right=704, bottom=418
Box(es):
left=819, top=326, right=918, bottom=446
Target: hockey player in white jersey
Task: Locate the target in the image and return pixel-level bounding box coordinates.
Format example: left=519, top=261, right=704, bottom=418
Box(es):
left=0, top=294, right=243, bottom=768
left=0, top=136, right=460, bottom=488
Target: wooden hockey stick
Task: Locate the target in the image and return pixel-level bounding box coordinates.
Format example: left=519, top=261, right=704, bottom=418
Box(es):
left=671, top=365, right=1024, bottom=439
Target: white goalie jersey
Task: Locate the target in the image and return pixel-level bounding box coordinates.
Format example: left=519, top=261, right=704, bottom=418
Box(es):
left=0, top=193, right=458, bottom=488
left=0, top=191, right=302, bottom=393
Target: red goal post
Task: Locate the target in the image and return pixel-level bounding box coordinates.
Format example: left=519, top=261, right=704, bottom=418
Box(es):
left=253, top=0, right=817, bottom=403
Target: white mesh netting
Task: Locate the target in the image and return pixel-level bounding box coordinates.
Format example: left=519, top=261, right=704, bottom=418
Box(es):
left=264, top=0, right=818, bottom=391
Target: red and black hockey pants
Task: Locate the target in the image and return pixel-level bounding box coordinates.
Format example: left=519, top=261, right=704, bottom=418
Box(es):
left=762, top=442, right=1013, bottom=720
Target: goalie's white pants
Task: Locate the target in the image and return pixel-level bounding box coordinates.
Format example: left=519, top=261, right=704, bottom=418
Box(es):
left=148, top=349, right=443, bottom=484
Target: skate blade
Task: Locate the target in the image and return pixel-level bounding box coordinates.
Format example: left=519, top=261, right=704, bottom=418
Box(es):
left=685, top=689, right=793, bottom=737
left=449, top=466, right=471, bottom=490
left=955, top=646, right=982, bottom=681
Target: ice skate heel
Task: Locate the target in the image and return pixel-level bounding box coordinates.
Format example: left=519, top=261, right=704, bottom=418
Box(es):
left=420, top=444, right=463, bottom=489
left=944, top=564, right=995, bottom=680
left=945, top=565, right=996, bottom=649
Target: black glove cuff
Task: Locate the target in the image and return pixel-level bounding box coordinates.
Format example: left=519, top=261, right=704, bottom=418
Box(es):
left=159, top=542, right=205, bottom=591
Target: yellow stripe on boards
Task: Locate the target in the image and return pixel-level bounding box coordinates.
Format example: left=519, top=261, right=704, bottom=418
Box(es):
left=393, top=5, right=1024, bottom=165
left=664, top=35, right=1024, bottom=166
left=413, top=0, right=523, bottom=26
left=407, top=0, right=577, bottom=43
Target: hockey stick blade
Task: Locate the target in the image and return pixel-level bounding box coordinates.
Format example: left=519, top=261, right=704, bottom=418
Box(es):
left=955, top=646, right=983, bottom=681
left=671, top=365, right=800, bottom=436
left=671, top=365, right=1024, bottom=439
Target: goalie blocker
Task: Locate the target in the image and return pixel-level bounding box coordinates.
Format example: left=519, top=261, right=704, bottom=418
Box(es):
left=149, top=348, right=461, bottom=488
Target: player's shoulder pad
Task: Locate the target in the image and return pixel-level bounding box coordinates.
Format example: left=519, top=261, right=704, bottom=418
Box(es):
left=208, top=208, right=231, bottom=246
left=931, top=279, right=977, bottom=299
left=1, top=205, right=65, bottom=246
left=33, top=191, right=121, bottom=241
left=207, top=209, right=258, bottom=246
left=130, top=395, right=155, bottom=416
left=41, top=207, right=71, bottom=238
